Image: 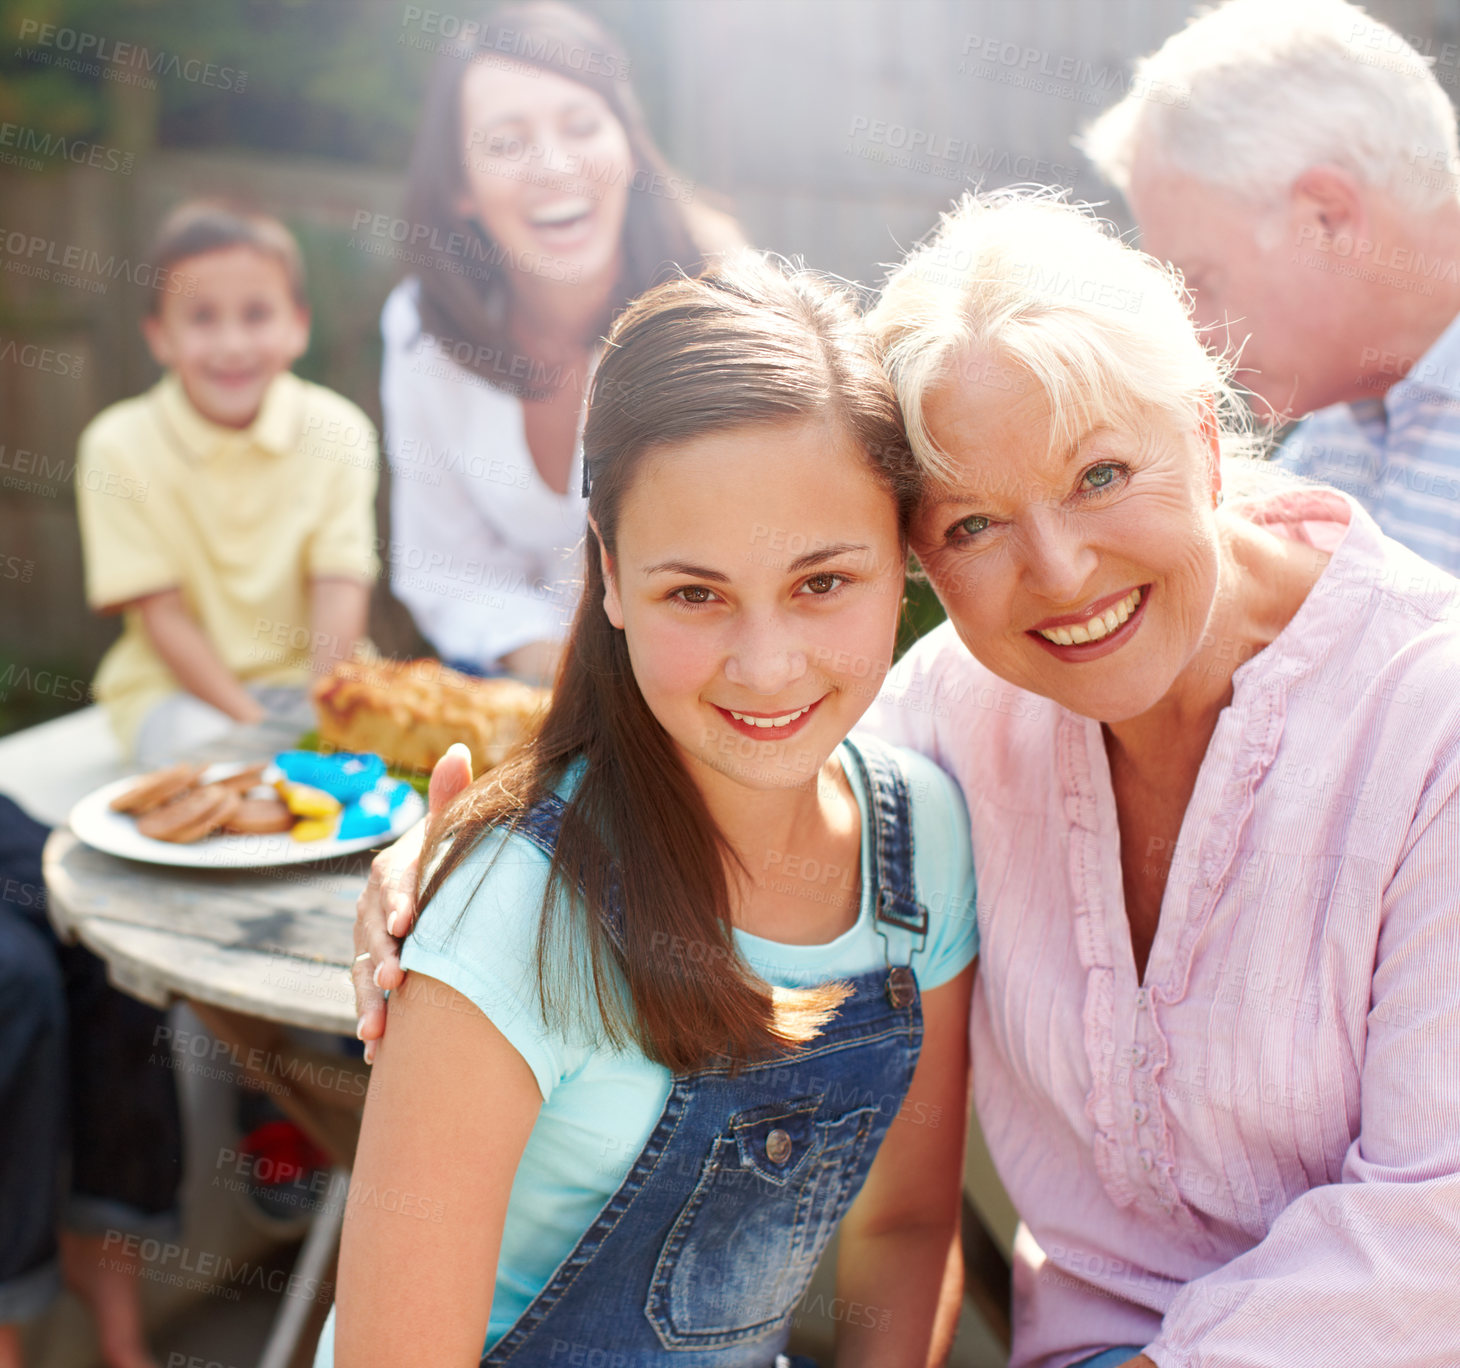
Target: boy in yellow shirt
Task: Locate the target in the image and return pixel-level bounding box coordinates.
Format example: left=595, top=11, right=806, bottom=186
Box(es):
left=76, top=201, right=379, bottom=763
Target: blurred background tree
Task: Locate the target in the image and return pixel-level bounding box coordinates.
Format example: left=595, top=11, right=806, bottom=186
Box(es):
left=1, top=0, right=423, bottom=162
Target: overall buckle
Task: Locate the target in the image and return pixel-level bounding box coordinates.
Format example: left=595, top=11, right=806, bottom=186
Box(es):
left=885, top=965, right=916, bottom=1008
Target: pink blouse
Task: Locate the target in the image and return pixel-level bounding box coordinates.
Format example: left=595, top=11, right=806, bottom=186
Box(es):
left=860, top=489, right=1460, bottom=1368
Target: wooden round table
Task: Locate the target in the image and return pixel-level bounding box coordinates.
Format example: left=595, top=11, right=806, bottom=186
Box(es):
left=44, top=825, right=365, bottom=1036
left=41, top=715, right=379, bottom=1161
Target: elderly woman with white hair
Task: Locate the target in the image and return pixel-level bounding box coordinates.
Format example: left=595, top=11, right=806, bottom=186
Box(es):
left=862, top=190, right=1460, bottom=1368
left=351, top=190, right=1460, bottom=1368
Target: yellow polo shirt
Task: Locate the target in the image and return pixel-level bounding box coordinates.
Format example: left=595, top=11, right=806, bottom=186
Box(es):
left=76, top=371, right=379, bottom=754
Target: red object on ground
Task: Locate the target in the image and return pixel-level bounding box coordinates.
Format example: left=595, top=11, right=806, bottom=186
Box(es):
left=238, top=1119, right=330, bottom=1186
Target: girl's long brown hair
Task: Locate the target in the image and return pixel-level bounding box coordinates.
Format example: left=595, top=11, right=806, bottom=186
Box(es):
left=401, top=1, right=723, bottom=393
left=415, top=254, right=919, bottom=1072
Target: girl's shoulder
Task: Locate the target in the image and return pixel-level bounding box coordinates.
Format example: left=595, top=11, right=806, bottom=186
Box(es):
left=409, top=823, right=556, bottom=985
left=402, top=787, right=594, bottom=1098
left=416, top=762, right=588, bottom=941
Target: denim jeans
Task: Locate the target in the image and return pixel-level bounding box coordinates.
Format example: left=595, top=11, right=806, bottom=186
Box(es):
left=0, top=794, right=183, bottom=1323
left=1071, top=1348, right=1147, bottom=1368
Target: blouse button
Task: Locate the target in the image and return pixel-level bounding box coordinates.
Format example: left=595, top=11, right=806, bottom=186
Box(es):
left=1132, top=1104, right=1148, bottom=1126
left=1130, top=1044, right=1148, bottom=1068
left=1135, top=989, right=1149, bottom=1011
left=1138, top=1149, right=1155, bottom=1173
left=765, top=1129, right=793, bottom=1165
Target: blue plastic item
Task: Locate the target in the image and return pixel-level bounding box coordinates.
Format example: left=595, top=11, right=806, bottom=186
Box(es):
left=274, top=751, right=386, bottom=803
left=336, top=778, right=410, bottom=841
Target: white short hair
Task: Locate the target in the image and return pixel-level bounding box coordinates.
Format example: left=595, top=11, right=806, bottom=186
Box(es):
left=1082, top=0, right=1460, bottom=211
left=866, top=188, right=1254, bottom=486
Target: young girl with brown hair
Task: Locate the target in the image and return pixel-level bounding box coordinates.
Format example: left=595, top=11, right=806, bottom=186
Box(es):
left=322, top=254, right=977, bottom=1366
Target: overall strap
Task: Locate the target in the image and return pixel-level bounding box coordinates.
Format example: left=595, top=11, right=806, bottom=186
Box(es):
left=841, top=736, right=928, bottom=975
left=504, top=793, right=628, bottom=953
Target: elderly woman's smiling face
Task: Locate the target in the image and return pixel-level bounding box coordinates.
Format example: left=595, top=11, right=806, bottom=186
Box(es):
left=911, top=357, right=1224, bottom=724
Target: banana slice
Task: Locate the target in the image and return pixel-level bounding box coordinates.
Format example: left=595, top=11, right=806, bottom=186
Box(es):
left=274, top=780, right=342, bottom=821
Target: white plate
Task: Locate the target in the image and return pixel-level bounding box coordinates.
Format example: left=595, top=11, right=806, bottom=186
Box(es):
left=68, top=762, right=425, bottom=869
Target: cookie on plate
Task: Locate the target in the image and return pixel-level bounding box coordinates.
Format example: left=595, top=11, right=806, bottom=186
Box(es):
left=210, top=762, right=269, bottom=795
left=137, top=786, right=241, bottom=844
left=109, top=763, right=205, bottom=815
left=221, top=795, right=294, bottom=836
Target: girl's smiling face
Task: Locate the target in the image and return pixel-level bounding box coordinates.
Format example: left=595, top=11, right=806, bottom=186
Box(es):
left=598, top=416, right=906, bottom=792
left=911, top=359, right=1222, bottom=724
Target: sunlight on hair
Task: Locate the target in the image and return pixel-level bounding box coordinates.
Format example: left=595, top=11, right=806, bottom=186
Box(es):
left=867, top=187, right=1256, bottom=487
left=1081, top=0, right=1460, bottom=212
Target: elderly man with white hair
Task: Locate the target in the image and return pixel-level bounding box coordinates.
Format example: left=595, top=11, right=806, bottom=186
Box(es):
left=1084, top=0, right=1460, bottom=574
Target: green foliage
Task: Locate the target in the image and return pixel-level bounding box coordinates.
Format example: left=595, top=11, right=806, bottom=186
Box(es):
left=2, top=0, right=651, bottom=166
left=3, top=0, right=427, bottom=163
left=896, top=563, right=947, bottom=661
left=0, top=0, right=108, bottom=146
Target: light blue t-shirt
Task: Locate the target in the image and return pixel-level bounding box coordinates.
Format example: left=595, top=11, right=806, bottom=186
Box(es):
left=314, top=740, right=976, bottom=1362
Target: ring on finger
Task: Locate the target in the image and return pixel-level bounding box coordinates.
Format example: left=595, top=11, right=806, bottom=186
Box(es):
left=353, top=951, right=372, bottom=964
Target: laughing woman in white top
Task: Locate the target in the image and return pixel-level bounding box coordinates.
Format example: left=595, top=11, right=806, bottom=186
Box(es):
left=381, top=0, right=742, bottom=683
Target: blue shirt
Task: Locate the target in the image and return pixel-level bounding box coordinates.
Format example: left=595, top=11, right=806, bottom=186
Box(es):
left=314, top=740, right=977, bottom=1361
left=1275, top=309, right=1460, bottom=573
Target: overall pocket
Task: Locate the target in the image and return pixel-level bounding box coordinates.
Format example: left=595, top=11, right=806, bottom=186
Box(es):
left=646, top=1095, right=881, bottom=1348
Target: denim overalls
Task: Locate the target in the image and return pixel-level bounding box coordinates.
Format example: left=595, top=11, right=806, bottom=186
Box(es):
left=482, top=736, right=928, bottom=1368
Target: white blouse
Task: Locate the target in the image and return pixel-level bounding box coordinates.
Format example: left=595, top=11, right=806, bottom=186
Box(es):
left=379, top=278, right=587, bottom=668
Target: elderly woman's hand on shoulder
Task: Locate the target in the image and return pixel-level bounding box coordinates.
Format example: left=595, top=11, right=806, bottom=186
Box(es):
left=351, top=744, right=472, bottom=1062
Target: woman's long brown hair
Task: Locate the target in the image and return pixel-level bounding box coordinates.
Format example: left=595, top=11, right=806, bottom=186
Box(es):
left=414, top=254, right=919, bottom=1072
left=400, top=0, right=721, bottom=394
